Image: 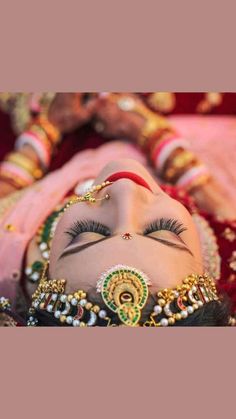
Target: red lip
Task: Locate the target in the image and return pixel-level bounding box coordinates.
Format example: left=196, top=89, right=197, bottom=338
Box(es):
left=105, top=171, right=152, bottom=191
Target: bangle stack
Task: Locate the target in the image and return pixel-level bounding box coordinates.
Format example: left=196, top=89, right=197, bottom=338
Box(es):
left=143, top=123, right=210, bottom=192
left=0, top=115, right=61, bottom=190
left=15, top=115, right=61, bottom=170
left=113, top=94, right=210, bottom=193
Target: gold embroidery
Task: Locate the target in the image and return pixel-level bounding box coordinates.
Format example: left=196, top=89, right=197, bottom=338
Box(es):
left=222, top=227, right=236, bottom=242
left=147, top=92, right=176, bottom=113
left=197, top=92, right=223, bottom=114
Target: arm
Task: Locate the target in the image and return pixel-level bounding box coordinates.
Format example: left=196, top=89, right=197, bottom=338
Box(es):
left=0, top=94, right=97, bottom=199
left=93, top=93, right=235, bottom=220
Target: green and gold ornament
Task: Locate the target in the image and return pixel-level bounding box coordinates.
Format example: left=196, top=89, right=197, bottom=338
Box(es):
left=25, top=207, right=65, bottom=283
left=96, top=265, right=152, bottom=326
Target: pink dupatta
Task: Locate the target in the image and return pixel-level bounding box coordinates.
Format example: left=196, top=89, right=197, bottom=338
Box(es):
left=0, top=141, right=146, bottom=300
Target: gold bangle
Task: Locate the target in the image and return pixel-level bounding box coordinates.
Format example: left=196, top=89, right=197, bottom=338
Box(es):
left=29, top=125, right=54, bottom=151
left=5, top=152, right=43, bottom=180
left=0, top=171, right=28, bottom=188
left=170, top=150, right=195, bottom=170
left=186, top=173, right=211, bottom=192
left=109, top=93, right=170, bottom=147
left=37, top=115, right=61, bottom=145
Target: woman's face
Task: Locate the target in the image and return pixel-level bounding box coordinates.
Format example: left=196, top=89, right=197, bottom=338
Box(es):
left=49, top=159, right=203, bottom=295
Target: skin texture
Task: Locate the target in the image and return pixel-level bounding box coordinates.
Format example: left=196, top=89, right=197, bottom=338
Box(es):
left=48, top=159, right=203, bottom=296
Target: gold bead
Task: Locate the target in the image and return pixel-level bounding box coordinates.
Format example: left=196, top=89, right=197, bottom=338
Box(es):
left=67, top=295, right=73, bottom=302
left=93, top=305, right=100, bottom=313
left=168, top=317, right=175, bottom=325
left=60, top=315, right=66, bottom=323
left=85, top=302, right=92, bottom=310
left=80, top=322, right=86, bottom=327
left=175, top=313, right=182, bottom=321
left=158, top=299, right=165, bottom=307
left=4, top=223, right=16, bottom=232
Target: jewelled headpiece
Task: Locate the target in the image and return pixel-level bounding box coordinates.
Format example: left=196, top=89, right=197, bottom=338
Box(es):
left=28, top=262, right=220, bottom=327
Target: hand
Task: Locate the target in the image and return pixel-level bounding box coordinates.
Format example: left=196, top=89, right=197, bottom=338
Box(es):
left=48, top=93, right=97, bottom=134
left=93, top=93, right=145, bottom=141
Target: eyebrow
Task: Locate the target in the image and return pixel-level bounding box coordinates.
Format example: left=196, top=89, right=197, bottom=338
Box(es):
left=140, top=235, right=194, bottom=256
left=59, top=232, right=193, bottom=259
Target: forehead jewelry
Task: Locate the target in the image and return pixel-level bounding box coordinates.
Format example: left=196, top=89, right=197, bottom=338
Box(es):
left=96, top=265, right=152, bottom=326
left=64, top=181, right=112, bottom=209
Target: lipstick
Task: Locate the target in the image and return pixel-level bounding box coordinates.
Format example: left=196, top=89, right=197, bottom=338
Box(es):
left=105, top=171, right=152, bottom=192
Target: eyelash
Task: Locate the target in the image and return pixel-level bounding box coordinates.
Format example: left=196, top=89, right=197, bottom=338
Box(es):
left=65, top=220, right=111, bottom=240
left=143, top=218, right=186, bottom=236
left=65, top=217, right=186, bottom=243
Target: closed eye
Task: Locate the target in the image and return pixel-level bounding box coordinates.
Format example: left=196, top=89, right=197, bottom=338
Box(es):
left=143, top=218, right=187, bottom=237
left=65, top=219, right=111, bottom=245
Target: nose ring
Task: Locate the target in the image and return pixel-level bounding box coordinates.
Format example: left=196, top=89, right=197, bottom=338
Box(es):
left=122, top=232, right=133, bottom=240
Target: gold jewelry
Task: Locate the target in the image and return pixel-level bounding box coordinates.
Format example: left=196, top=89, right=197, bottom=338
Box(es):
left=109, top=93, right=170, bottom=147
left=97, top=265, right=151, bottom=326
left=37, top=115, right=61, bottom=145
left=64, top=181, right=112, bottom=209
left=5, top=151, right=43, bottom=179
left=144, top=273, right=219, bottom=327
left=28, top=266, right=220, bottom=327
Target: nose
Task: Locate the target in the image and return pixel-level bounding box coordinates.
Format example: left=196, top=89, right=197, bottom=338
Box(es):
left=108, top=179, right=153, bottom=233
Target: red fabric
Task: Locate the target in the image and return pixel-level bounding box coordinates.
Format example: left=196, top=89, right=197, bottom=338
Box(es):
left=161, top=184, right=236, bottom=313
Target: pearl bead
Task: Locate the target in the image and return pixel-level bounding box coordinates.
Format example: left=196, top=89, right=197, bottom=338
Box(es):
left=66, top=316, right=73, bottom=324
left=181, top=310, right=188, bottom=318
left=39, top=242, right=47, bottom=251
left=47, top=305, right=53, bottom=312
left=187, top=306, right=194, bottom=314
left=197, top=301, right=203, bottom=307
left=42, top=251, right=49, bottom=259
left=193, top=303, right=199, bottom=310
left=99, top=310, right=107, bottom=318
left=160, top=318, right=169, bottom=327
left=31, top=272, right=40, bottom=281
left=154, top=305, right=162, bottom=314
left=54, top=311, right=61, bottom=318
left=51, top=294, right=58, bottom=301
left=80, top=299, right=87, bottom=307
left=71, top=298, right=78, bottom=306
left=25, top=267, right=32, bottom=275
left=60, top=295, right=67, bottom=303
left=73, top=319, right=80, bottom=327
